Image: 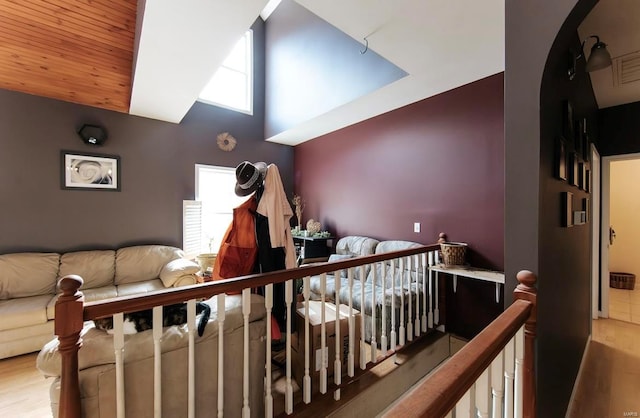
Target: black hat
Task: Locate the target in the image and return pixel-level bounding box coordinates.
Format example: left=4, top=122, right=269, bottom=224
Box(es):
left=234, top=161, right=267, bottom=196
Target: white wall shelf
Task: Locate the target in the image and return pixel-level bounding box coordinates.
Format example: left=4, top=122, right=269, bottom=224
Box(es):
left=429, top=265, right=505, bottom=303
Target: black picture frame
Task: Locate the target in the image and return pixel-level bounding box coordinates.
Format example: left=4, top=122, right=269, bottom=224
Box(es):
left=574, top=119, right=583, bottom=157
left=562, top=191, right=573, bottom=227
left=555, top=138, right=567, bottom=180
left=567, top=152, right=579, bottom=187
left=585, top=168, right=591, bottom=193
left=582, top=197, right=590, bottom=223
left=562, top=100, right=575, bottom=144
left=578, top=161, right=585, bottom=190
left=61, top=150, right=121, bottom=191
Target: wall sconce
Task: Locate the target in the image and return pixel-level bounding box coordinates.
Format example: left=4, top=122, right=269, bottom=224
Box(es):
left=568, top=35, right=612, bottom=80
left=77, top=124, right=107, bottom=146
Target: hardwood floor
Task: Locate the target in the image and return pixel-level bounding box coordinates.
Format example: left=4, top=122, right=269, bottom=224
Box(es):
left=0, top=352, right=52, bottom=418
left=567, top=318, right=640, bottom=418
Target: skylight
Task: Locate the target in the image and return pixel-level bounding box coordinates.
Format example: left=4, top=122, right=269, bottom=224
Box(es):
left=199, top=30, right=253, bottom=115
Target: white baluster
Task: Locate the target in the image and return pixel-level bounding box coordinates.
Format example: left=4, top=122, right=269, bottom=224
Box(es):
left=113, top=312, right=125, bottom=418
left=428, top=252, right=434, bottom=329
left=348, top=268, right=355, bottom=377
left=399, top=257, right=406, bottom=347
left=414, top=254, right=420, bottom=337
left=381, top=261, right=388, bottom=357
left=284, top=281, right=293, bottom=415
left=434, top=251, right=440, bottom=324
left=476, top=368, right=490, bottom=418
left=218, top=294, right=226, bottom=418
left=491, top=350, right=505, bottom=418
left=456, top=386, right=473, bottom=418
left=320, top=274, right=328, bottom=394
left=514, top=327, right=524, bottom=418
left=406, top=257, right=413, bottom=343
left=334, top=269, right=342, bottom=401
left=242, top=289, right=251, bottom=418
left=390, top=259, right=397, bottom=354
left=370, top=262, right=378, bottom=363
left=152, top=306, right=162, bottom=418
left=504, top=338, right=515, bottom=418
left=302, top=278, right=311, bottom=404
left=444, top=410, right=454, bottom=418
left=187, top=299, right=196, bottom=418
left=360, top=264, right=366, bottom=370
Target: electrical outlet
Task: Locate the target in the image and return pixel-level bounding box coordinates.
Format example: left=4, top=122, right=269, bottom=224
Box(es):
left=414, top=222, right=421, bottom=233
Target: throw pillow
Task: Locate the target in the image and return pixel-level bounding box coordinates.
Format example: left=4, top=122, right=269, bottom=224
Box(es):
left=160, top=258, right=200, bottom=287
left=328, top=253, right=354, bottom=278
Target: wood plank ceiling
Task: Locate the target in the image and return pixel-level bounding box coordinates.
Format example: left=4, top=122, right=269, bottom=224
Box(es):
left=0, top=0, right=136, bottom=113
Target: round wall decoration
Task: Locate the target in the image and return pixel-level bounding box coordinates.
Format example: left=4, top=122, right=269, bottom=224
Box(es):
left=217, top=132, right=237, bottom=152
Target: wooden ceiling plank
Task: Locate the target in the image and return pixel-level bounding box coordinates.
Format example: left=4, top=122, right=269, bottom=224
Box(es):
left=0, top=23, right=132, bottom=74
left=55, top=0, right=136, bottom=28
left=1, top=1, right=135, bottom=51
left=0, top=68, right=131, bottom=111
left=0, top=14, right=134, bottom=63
left=0, top=48, right=131, bottom=88
left=0, top=77, right=130, bottom=113
left=22, top=0, right=136, bottom=39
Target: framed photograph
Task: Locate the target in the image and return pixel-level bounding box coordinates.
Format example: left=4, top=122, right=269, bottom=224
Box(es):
left=567, top=152, right=579, bottom=187
left=585, top=168, right=591, bottom=193
left=61, top=151, right=120, bottom=191
left=562, top=100, right=575, bottom=144
left=582, top=197, right=590, bottom=223
left=574, top=119, right=583, bottom=157
left=578, top=161, right=585, bottom=190
left=562, top=191, right=573, bottom=228
left=555, top=138, right=567, bottom=180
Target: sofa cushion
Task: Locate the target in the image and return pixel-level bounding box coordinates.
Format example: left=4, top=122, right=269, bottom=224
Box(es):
left=0, top=294, right=53, bottom=331
left=0, top=252, right=59, bottom=299
left=46, top=286, right=117, bottom=320
left=336, top=236, right=379, bottom=257
left=115, top=245, right=184, bottom=285
left=159, top=258, right=200, bottom=287
left=116, top=279, right=166, bottom=297
left=58, top=250, right=115, bottom=290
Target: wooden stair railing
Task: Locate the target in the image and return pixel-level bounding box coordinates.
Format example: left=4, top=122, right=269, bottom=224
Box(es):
left=54, top=243, right=443, bottom=418
left=383, top=270, right=537, bottom=418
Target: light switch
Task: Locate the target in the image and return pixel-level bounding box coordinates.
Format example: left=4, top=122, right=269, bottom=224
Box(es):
left=414, top=222, right=421, bottom=233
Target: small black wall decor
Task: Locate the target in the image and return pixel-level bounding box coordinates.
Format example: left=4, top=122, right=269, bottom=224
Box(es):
left=562, top=191, right=573, bottom=228
left=562, top=100, right=574, bottom=144
left=555, top=138, right=567, bottom=180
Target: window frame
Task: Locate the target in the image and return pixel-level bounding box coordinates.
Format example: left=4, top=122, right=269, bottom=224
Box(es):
left=198, top=30, right=254, bottom=115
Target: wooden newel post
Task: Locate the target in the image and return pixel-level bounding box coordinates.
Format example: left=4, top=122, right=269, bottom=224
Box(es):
left=55, top=275, right=85, bottom=418
left=514, top=270, right=537, bottom=418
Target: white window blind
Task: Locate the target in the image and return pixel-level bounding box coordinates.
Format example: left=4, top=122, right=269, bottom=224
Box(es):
left=182, top=200, right=202, bottom=260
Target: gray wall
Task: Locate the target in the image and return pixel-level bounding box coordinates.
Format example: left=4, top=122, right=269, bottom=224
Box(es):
left=0, top=19, right=294, bottom=254
left=505, top=0, right=598, bottom=416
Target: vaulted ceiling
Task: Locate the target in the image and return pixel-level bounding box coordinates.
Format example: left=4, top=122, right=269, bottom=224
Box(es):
left=2, top=1, right=639, bottom=145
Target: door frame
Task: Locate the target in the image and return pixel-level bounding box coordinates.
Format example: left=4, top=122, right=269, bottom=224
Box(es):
left=591, top=145, right=600, bottom=319
left=600, top=152, right=640, bottom=318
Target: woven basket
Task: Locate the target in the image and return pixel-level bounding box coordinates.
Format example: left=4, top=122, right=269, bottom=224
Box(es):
left=440, top=242, right=467, bottom=266
left=610, top=272, right=636, bottom=290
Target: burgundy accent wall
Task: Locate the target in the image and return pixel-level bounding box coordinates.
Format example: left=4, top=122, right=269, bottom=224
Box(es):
left=295, top=74, right=504, bottom=270
left=294, top=74, right=505, bottom=339
left=264, top=0, right=406, bottom=138
left=0, top=19, right=294, bottom=254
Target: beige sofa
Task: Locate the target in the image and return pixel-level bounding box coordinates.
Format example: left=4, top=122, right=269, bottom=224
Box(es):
left=37, top=294, right=267, bottom=418
left=0, top=245, right=200, bottom=359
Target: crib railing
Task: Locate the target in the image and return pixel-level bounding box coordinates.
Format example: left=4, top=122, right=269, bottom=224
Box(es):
left=55, top=243, right=448, bottom=418
left=382, top=270, right=537, bottom=418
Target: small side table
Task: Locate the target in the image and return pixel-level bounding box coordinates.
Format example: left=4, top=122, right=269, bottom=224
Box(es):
left=429, top=265, right=505, bottom=303
left=293, top=235, right=334, bottom=265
